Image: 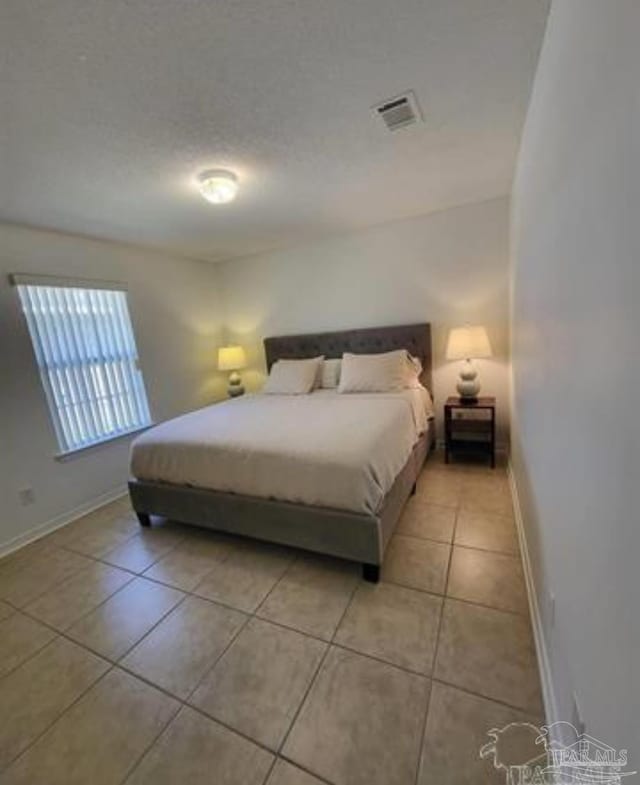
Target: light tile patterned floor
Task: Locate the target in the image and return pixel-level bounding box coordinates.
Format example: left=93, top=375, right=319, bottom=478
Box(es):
left=0, top=452, right=543, bottom=785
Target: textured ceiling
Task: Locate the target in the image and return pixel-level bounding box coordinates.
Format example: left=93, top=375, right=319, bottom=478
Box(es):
left=0, top=0, right=549, bottom=263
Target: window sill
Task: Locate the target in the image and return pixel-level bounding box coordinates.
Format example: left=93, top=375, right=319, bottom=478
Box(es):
left=54, top=423, right=154, bottom=462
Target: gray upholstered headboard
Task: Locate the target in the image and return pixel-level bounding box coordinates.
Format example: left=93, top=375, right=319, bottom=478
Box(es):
left=264, top=323, right=433, bottom=392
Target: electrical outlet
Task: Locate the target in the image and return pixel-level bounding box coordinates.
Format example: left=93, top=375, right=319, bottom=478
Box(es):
left=18, top=487, right=35, bottom=506
left=571, top=691, right=586, bottom=735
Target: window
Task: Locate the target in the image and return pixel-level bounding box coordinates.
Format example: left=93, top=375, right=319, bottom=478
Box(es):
left=13, top=275, right=152, bottom=455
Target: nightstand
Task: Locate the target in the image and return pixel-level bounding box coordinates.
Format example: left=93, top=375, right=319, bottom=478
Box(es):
left=444, top=396, right=496, bottom=468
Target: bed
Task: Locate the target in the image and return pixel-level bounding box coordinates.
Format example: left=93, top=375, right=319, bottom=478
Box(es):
left=128, top=323, right=435, bottom=581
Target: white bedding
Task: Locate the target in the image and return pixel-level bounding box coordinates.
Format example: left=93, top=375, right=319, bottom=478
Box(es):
left=130, top=388, right=433, bottom=515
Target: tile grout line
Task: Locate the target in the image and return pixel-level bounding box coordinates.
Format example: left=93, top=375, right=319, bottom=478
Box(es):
left=112, top=669, right=184, bottom=785
left=260, top=757, right=279, bottom=785
left=86, top=536, right=186, bottom=576
left=115, top=552, right=312, bottom=785
left=12, top=585, right=189, bottom=671
left=193, top=547, right=301, bottom=623
left=413, top=497, right=460, bottom=785
left=378, top=572, right=529, bottom=618
left=0, top=513, right=152, bottom=611
left=116, top=711, right=181, bottom=785
left=428, top=592, right=530, bottom=619
left=107, top=663, right=280, bottom=759
left=9, top=565, right=147, bottom=639
left=0, top=552, right=101, bottom=612
left=26, top=556, right=138, bottom=610
left=112, top=591, right=193, bottom=665
left=397, top=530, right=519, bottom=558
left=62, top=530, right=140, bottom=562
left=245, top=551, right=317, bottom=785
left=46, top=512, right=185, bottom=578
left=117, top=611, right=255, bottom=785
left=429, top=675, right=544, bottom=718
left=329, top=639, right=434, bottom=679
left=17, top=569, right=139, bottom=629
left=439, top=487, right=460, bottom=639
left=449, top=540, right=520, bottom=557
left=182, top=609, right=254, bottom=706
left=117, top=549, right=307, bottom=782
left=0, top=629, right=60, bottom=688
left=0, top=661, right=118, bottom=775
left=275, top=755, right=339, bottom=785
left=412, top=677, right=434, bottom=785
left=269, top=650, right=343, bottom=771
left=135, top=542, right=232, bottom=593
left=273, top=567, right=361, bottom=766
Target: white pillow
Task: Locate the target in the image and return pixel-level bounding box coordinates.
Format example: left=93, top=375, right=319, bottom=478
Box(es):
left=263, top=356, right=324, bottom=395
left=406, top=355, right=423, bottom=389
left=338, top=350, right=408, bottom=393
left=320, top=358, right=342, bottom=388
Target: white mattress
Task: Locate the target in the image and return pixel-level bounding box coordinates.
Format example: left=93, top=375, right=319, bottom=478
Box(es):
left=130, top=388, right=433, bottom=515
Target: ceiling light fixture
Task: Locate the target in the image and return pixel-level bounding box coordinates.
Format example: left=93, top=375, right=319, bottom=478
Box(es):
left=197, top=169, right=239, bottom=204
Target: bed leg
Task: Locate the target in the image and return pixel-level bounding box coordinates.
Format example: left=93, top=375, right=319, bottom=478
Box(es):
left=362, top=563, right=380, bottom=583
left=136, top=512, right=151, bottom=527
left=410, top=481, right=417, bottom=496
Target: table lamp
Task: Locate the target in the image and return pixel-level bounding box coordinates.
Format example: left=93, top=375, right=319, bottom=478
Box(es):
left=218, top=345, right=247, bottom=397
left=446, top=326, right=492, bottom=401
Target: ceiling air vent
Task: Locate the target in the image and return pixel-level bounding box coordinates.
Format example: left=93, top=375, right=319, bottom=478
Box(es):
left=374, top=91, right=422, bottom=131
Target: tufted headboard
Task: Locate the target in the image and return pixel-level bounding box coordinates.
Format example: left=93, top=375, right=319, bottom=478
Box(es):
left=264, top=322, right=432, bottom=392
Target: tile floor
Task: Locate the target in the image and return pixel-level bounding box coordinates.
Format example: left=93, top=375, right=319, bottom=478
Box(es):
left=0, top=451, right=544, bottom=785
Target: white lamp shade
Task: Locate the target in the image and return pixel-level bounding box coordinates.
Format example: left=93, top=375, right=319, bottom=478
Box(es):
left=446, top=326, right=492, bottom=360
left=218, top=345, right=246, bottom=371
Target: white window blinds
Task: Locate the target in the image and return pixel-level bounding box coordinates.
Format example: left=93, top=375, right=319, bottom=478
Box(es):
left=14, top=278, right=152, bottom=454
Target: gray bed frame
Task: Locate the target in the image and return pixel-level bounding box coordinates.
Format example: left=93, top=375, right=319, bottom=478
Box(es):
left=129, top=322, right=435, bottom=582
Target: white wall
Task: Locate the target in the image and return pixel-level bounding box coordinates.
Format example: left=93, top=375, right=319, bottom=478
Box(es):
left=218, top=197, right=511, bottom=443
left=511, top=0, right=639, bottom=756
left=0, top=223, right=224, bottom=552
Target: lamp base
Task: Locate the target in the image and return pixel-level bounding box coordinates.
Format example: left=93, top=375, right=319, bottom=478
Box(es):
left=228, top=371, right=245, bottom=398
left=456, top=359, right=481, bottom=400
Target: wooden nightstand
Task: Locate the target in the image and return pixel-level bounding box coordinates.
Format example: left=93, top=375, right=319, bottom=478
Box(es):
left=444, top=396, right=496, bottom=468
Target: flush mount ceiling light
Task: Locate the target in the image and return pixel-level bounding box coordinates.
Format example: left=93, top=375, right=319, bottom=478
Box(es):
left=197, top=169, right=239, bottom=204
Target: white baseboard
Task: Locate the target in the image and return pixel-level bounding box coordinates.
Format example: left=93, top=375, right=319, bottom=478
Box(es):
left=0, top=485, right=128, bottom=559
left=507, top=460, right=559, bottom=727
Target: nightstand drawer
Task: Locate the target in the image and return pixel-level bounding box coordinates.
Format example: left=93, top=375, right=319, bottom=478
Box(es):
left=449, top=419, right=492, bottom=435
left=444, top=396, right=496, bottom=467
